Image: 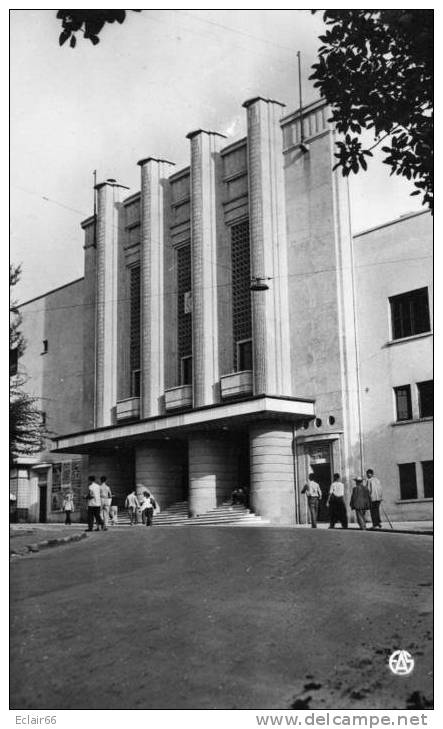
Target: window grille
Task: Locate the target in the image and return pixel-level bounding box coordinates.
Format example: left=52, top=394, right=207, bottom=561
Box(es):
left=177, top=245, right=192, bottom=381
left=231, top=220, right=252, bottom=370
left=129, top=266, right=141, bottom=395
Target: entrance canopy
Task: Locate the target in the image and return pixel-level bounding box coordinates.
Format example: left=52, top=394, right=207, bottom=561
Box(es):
left=53, top=395, right=315, bottom=454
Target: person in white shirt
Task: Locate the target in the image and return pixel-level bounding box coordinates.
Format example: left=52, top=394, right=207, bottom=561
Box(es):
left=327, top=473, right=348, bottom=529
left=125, top=490, right=141, bottom=525
left=366, top=469, right=383, bottom=529
left=86, top=476, right=102, bottom=531
left=99, top=475, right=112, bottom=531
left=302, top=473, right=323, bottom=528
left=62, top=490, right=74, bottom=525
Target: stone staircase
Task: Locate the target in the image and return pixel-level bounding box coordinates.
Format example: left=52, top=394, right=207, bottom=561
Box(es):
left=113, top=501, right=269, bottom=528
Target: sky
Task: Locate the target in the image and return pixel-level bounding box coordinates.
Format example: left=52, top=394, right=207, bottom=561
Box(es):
left=10, top=8, right=425, bottom=303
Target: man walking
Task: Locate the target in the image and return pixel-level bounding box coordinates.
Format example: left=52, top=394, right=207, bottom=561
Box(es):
left=125, top=489, right=140, bottom=526
left=366, top=468, right=383, bottom=529
left=99, top=475, right=112, bottom=531
left=327, top=473, right=348, bottom=529
left=350, top=477, right=371, bottom=530
left=302, top=473, right=323, bottom=528
left=86, top=475, right=102, bottom=532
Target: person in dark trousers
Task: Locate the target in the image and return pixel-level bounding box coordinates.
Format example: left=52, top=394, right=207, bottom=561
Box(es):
left=366, top=469, right=383, bottom=529
left=142, top=490, right=157, bottom=527
left=302, top=473, right=322, bottom=528
left=327, top=473, right=348, bottom=528
left=350, top=477, right=371, bottom=530
left=231, top=487, right=247, bottom=506
left=85, top=475, right=102, bottom=531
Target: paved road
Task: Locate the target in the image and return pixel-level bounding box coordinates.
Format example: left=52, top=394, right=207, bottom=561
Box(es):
left=10, top=526, right=433, bottom=710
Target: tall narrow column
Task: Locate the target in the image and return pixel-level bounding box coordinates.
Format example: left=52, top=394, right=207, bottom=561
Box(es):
left=95, top=181, right=124, bottom=427
left=138, top=157, right=175, bottom=418
left=243, top=97, right=292, bottom=396
left=187, top=129, right=226, bottom=408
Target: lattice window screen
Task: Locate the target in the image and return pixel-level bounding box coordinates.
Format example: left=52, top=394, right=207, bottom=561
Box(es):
left=177, top=245, right=192, bottom=361
left=129, top=266, right=141, bottom=375
left=231, top=221, right=251, bottom=369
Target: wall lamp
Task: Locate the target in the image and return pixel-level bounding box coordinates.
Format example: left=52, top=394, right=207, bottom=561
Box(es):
left=250, top=277, right=271, bottom=292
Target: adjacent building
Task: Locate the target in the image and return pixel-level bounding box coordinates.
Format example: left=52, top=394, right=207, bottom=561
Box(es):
left=10, top=96, right=433, bottom=525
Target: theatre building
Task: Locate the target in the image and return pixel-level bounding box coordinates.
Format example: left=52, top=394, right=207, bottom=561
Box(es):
left=11, top=96, right=433, bottom=525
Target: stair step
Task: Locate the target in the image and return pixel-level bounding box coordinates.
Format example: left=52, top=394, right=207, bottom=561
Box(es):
left=113, top=500, right=267, bottom=528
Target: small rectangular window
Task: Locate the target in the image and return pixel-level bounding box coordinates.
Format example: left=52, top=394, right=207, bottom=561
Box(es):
left=41, top=411, right=46, bottom=426
left=42, top=339, right=48, bottom=354
left=398, top=463, right=418, bottom=500
left=422, top=461, right=433, bottom=498
left=417, top=380, right=433, bottom=418
left=389, top=288, right=430, bottom=340
left=181, top=356, right=192, bottom=386
left=237, top=339, right=253, bottom=372
left=394, top=385, right=412, bottom=421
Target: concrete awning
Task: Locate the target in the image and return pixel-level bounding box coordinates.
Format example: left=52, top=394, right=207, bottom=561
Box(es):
left=53, top=395, right=315, bottom=455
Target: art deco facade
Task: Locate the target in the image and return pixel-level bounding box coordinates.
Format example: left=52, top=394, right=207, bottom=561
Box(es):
left=11, top=97, right=433, bottom=525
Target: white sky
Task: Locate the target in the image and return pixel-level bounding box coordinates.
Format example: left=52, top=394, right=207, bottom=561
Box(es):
left=10, top=8, right=425, bottom=303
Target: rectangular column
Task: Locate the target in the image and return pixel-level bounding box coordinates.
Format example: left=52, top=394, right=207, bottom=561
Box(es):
left=135, top=441, right=186, bottom=510
left=95, top=181, right=125, bottom=427
left=187, top=130, right=226, bottom=407
left=188, top=433, right=238, bottom=516
left=243, top=97, right=292, bottom=397
left=138, top=157, right=175, bottom=418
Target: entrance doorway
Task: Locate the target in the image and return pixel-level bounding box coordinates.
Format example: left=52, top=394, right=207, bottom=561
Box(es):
left=305, top=443, right=332, bottom=523
left=39, top=486, right=47, bottom=523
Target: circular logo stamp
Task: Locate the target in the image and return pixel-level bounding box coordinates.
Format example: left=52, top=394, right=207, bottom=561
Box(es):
left=389, top=650, right=415, bottom=676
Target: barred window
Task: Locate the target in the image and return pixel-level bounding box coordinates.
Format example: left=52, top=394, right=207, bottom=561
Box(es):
left=129, top=266, right=141, bottom=395
left=177, top=245, right=192, bottom=383
left=231, top=220, right=252, bottom=370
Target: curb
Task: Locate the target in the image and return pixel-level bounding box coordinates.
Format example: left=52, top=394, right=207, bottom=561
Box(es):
left=10, top=532, right=88, bottom=557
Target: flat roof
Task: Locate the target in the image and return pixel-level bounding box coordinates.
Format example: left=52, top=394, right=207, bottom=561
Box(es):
left=18, top=277, right=84, bottom=308
left=353, top=209, right=430, bottom=239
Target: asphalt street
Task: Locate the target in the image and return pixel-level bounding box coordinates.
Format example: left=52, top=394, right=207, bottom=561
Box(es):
left=10, top=526, right=433, bottom=710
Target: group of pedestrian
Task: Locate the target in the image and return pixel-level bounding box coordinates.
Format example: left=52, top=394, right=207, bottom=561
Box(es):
left=303, top=469, right=383, bottom=530
left=125, top=485, right=158, bottom=527
left=85, top=475, right=113, bottom=531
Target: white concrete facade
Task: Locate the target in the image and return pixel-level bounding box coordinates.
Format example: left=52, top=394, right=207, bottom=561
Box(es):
left=13, top=97, right=432, bottom=525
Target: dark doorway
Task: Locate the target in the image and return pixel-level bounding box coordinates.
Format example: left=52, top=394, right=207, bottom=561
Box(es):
left=39, top=486, right=47, bottom=523
left=309, top=464, right=332, bottom=522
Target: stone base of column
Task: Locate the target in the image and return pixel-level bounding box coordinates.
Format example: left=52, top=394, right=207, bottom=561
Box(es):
left=135, top=441, right=186, bottom=509
left=188, top=434, right=238, bottom=517
left=249, top=423, right=296, bottom=525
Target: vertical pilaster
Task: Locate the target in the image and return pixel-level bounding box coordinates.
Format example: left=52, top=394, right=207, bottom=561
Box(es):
left=243, top=97, right=292, bottom=396
left=249, top=423, right=296, bottom=525
left=187, top=130, right=226, bottom=407
left=138, top=157, right=175, bottom=418
left=95, top=182, right=124, bottom=427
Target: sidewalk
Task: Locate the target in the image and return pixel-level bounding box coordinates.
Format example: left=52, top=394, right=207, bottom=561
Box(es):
left=10, top=524, right=88, bottom=556
left=295, top=521, right=433, bottom=535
